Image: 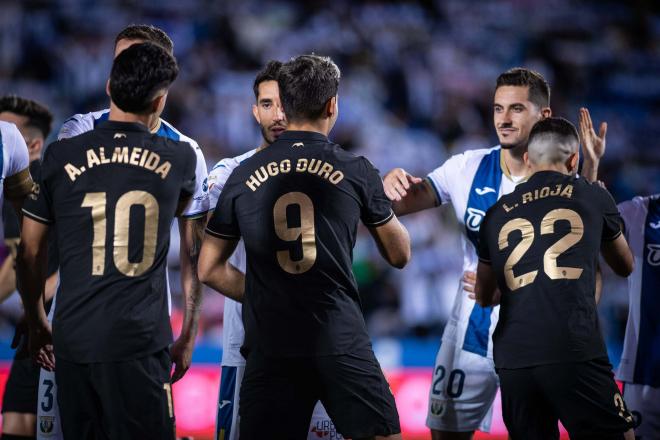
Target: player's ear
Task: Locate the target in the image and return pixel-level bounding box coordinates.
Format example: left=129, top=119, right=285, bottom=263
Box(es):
left=252, top=103, right=260, bottom=124
left=152, top=92, right=167, bottom=114
left=28, top=138, right=44, bottom=159
left=325, top=96, right=337, bottom=118
left=106, top=79, right=111, bottom=98
left=567, top=151, right=579, bottom=173
left=541, top=106, right=552, bottom=119
left=523, top=151, right=530, bottom=167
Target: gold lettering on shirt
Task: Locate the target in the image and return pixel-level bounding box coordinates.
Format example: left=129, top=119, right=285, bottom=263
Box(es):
left=65, top=147, right=172, bottom=182
left=503, top=184, right=575, bottom=213
left=245, top=157, right=345, bottom=192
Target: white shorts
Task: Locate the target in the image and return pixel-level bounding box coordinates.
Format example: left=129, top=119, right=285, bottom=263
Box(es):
left=426, top=339, right=499, bottom=433
left=217, top=365, right=341, bottom=440
left=36, top=368, right=63, bottom=440
left=623, top=382, right=660, bottom=438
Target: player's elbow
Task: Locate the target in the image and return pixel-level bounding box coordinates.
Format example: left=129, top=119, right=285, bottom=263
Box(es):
left=385, top=241, right=411, bottom=269
left=196, top=258, right=213, bottom=286
left=612, top=257, right=634, bottom=278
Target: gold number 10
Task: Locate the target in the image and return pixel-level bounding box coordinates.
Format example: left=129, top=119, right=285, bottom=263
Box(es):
left=81, top=191, right=159, bottom=277
left=498, top=208, right=584, bottom=291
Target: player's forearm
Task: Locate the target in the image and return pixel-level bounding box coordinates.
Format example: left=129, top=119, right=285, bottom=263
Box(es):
left=392, top=181, right=438, bottom=216
left=0, top=256, right=16, bottom=302
left=580, top=157, right=599, bottom=183
left=178, top=217, right=205, bottom=341
left=200, top=263, right=245, bottom=303
left=15, top=243, right=49, bottom=326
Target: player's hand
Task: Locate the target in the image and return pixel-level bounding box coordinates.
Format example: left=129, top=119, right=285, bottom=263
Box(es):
left=383, top=168, right=423, bottom=201
left=29, top=320, right=55, bottom=371
left=463, top=271, right=477, bottom=299
left=579, top=107, right=607, bottom=163
left=170, top=337, right=194, bottom=383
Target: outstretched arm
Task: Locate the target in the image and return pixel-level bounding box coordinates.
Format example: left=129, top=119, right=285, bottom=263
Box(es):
left=383, top=168, right=437, bottom=216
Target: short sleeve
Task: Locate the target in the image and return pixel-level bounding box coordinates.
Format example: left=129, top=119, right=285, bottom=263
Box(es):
left=596, top=186, right=623, bottom=241
left=179, top=138, right=209, bottom=219
left=477, top=210, right=493, bottom=264
left=57, top=114, right=93, bottom=140
left=359, top=158, right=394, bottom=227
left=208, top=159, right=235, bottom=208
left=22, top=147, right=55, bottom=225
left=205, top=175, right=241, bottom=240
left=426, top=154, right=462, bottom=206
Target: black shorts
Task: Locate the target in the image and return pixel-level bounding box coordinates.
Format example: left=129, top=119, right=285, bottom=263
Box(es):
left=497, top=357, right=635, bottom=440
left=55, top=349, right=175, bottom=440
left=239, top=348, right=400, bottom=439
left=2, top=356, right=40, bottom=414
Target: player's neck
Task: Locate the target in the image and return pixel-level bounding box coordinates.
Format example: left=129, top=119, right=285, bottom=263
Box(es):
left=286, top=120, right=330, bottom=137
left=108, top=103, right=158, bottom=131
left=530, top=163, right=569, bottom=175
left=502, top=145, right=527, bottom=177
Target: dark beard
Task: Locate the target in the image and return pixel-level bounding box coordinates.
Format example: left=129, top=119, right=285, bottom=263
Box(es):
left=260, top=125, right=275, bottom=145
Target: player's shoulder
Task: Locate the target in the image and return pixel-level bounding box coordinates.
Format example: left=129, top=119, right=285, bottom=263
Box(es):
left=618, top=194, right=658, bottom=220
left=58, top=109, right=109, bottom=139
left=210, top=148, right=259, bottom=175
left=157, top=119, right=204, bottom=154
left=0, top=120, right=20, bottom=141
left=432, top=144, right=499, bottom=174
left=209, top=148, right=259, bottom=188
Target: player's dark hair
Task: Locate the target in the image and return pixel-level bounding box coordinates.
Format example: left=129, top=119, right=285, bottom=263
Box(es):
left=115, top=24, right=174, bottom=55
left=253, top=60, right=283, bottom=100
left=529, top=117, right=579, bottom=145
left=278, top=54, right=340, bottom=122
left=496, top=68, right=550, bottom=109
left=0, top=95, right=53, bottom=138
left=109, top=42, right=179, bottom=114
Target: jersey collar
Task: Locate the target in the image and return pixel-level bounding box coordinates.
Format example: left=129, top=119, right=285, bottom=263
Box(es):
left=97, top=120, right=150, bottom=133
left=276, top=130, right=329, bottom=143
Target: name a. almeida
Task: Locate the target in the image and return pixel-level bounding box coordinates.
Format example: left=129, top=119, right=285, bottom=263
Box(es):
left=64, top=147, right=172, bottom=182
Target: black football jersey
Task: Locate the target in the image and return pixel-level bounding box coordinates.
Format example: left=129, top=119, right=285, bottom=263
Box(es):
left=478, top=171, right=623, bottom=368
left=23, top=121, right=196, bottom=362
left=206, top=131, right=393, bottom=357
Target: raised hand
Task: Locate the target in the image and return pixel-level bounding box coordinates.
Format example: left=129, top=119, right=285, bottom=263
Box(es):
left=579, top=107, right=607, bottom=163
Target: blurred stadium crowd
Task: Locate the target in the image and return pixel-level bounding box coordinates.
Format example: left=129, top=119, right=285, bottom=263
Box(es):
left=0, top=0, right=658, bottom=365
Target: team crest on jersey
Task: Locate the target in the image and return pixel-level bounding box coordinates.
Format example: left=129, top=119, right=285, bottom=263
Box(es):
left=29, top=182, right=40, bottom=200
left=465, top=207, right=486, bottom=231
left=647, top=244, right=660, bottom=266
left=430, top=399, right=445, bottom=416
left=39, top=415, right=55, bottom=434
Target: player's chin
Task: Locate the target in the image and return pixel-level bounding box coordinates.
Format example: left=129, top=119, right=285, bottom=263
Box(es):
left=500, top=141, right=521, bottom=150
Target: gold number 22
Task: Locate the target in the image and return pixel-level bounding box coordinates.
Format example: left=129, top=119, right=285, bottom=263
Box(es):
left=498, top=208, right=584, bottom=291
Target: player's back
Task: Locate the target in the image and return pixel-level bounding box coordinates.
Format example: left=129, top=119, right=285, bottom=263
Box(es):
left=24, top=120, right=196, bottom=363
left=208, top=130, right=392, bottom=357
left=479, top=170, right=622, bottom=368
